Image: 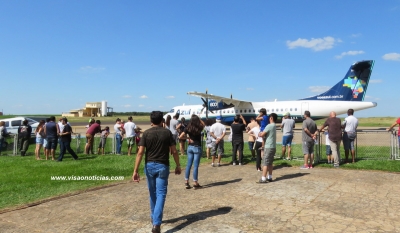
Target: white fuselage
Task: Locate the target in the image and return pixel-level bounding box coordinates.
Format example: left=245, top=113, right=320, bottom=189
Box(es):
left=164, top=101, right=377, bottom=122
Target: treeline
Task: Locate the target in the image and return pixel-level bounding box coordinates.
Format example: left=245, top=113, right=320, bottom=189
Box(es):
left=112, top=112, right=167, bottom=116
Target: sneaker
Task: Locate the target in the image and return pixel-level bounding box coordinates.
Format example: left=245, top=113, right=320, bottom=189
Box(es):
left=256, top=179, right=268, bottom=184
left=185, top=183, right=191, bottom=189
left=334, top=165, right=340, bottom=168
left=232, top=162, right=236, bottom=166
left=300, top=165, right=309, bottom=170
left=286, top=157, right=291, bottom=161
left=217, top=163, right=220, bottom=167
left=267, top=178, right=273, bottom=182
left=211, top=163, right=214, bottom=167
left=308, top=164, right=313, bottom=169
left=193, top=184, right=202, bottom=190
left=239, top=163, right=242, bottom=166
left=257, top=169, right=261, bottom=172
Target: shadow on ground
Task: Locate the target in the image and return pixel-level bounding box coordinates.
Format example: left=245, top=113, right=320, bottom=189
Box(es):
left=274, top=172, right=310, bottom=182
left=203, top=178, right=242, bottom=188
left=163, top=207, right=232, bottom=232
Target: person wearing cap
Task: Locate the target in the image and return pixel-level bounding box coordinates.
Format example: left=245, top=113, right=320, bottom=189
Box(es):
left=280, top=112, right=295, bottom=160
left=210, top=116, right=226, bottom=167
left=85, top=120, right=102, bottom=155
left=342, top=109, right=358, bottom=163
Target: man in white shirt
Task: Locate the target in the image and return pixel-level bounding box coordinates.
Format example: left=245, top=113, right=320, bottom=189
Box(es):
left=169, top=114, right=179, bottom=142
left=342, top=109, right=358, bottom=163
left=124, top=116, right=140, bottom=156
left=210, top=116, right=226, bottom=167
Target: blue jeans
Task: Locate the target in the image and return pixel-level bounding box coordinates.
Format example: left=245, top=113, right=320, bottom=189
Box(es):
left=185, top=145, right=201, bottom=182
left=58, top=141, right=78, bottom=161
left=115, top=134, right=122, bottom=154
left=145, top=162, right=170, bottom=226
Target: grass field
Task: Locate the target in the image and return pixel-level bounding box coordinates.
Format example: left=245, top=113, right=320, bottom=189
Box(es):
left=2, top=138, right=400, bottom=210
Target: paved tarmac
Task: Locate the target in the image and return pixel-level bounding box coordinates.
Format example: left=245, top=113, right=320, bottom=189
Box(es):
left=1, top=163, right=400, bottom=232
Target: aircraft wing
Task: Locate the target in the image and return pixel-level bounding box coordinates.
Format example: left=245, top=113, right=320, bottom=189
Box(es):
left=187, top=92, right=252, bottom=107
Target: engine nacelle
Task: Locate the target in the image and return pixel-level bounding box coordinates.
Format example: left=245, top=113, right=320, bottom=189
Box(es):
left=208, top=99, right=234, bottom=111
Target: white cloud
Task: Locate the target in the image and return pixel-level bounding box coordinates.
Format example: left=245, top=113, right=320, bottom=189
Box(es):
left=122, top=95, right=131, bottom=98
left=365, top=95, right=381, bottom=101
left=286, top=36, right=340, bottom=51
left=309, top=86, right=330, bottom=93
left=165, top=96, right=175, bottom=99
left=123, top=104, right=131, bottom=108
left=382, top=53, right=400, bottom=61
left=350, top=33, right=362, bottom=38
left=138, top=104, right=144, bottom=107
left=159, top=106, right=164, bottom=108
left=140, top=95, right=148, bottom=99
left=370, top=79, right=383, bottom=83
left=79, top=66, right=105, bottom=72
left=246, top=88, right=254, bottom=91
left=335, top=50, right=365, bottom=59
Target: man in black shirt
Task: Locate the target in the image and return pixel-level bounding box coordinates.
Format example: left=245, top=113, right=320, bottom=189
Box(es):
left=231, top=114, right=247, bottom=165
left=18, top=119, right=32, bottom=156
left=132, top=111, right=181, bottom=233
left=57, top=118, right=78, bottom=161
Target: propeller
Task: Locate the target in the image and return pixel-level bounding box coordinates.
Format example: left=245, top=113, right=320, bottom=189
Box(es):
left=200, top=89, right=213, bottom=119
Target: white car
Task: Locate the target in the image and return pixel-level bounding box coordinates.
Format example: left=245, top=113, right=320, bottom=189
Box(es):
left=1, top=117, right=39, bottom=135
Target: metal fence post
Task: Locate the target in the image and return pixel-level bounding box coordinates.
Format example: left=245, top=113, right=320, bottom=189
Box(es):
left=13, top=134, right=18, bottom=156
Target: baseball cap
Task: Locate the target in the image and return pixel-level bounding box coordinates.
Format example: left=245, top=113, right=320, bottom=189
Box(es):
left=284, top=112, right=290, bottom=116
left=216, top=116, right=222, bottom=121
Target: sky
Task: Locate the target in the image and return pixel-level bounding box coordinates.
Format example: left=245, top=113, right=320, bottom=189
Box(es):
left=1, top=0, right=399, bottom=117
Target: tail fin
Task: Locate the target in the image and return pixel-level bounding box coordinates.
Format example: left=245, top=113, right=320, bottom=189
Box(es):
left=301, top=60, right=374, bottom=101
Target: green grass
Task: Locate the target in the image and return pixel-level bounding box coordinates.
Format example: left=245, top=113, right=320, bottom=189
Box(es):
left=2, top=140, right=400, bottom=210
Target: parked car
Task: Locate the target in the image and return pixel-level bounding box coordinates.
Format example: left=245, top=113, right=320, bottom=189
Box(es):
left=1, top=117, right=39, bottom=135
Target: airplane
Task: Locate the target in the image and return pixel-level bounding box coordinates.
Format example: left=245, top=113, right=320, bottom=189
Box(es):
left=164, top=60, right=377, bottom=124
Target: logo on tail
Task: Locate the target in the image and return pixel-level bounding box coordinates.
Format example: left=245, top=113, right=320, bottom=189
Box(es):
left=302, top=60, right=374, bottom=101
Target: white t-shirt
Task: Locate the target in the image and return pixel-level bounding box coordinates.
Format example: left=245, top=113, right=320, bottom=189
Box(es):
left=124, top=121, right=137, bottom=137
left=210, top=122, right=226, bottom=142
left=249, top=126, right=263, bottom=143
left=324, top=131, right=330, bottom=145
left=114, top=123, right=122, bottom=134
left=342, top=115, right=358, bottom=133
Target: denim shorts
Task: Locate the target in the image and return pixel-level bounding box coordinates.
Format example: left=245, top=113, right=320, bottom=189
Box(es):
left=36, top=137, right=44, bottom=145
left=248, top=141, right=254, bottom=151
left=282, top=135, right=294, bottom=146
left=326, top=145, right=332, bottom=155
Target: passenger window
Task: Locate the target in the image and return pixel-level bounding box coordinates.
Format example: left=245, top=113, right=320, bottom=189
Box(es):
left=11, top=120, right=21, bottom=127
left=5, top=122, right=9, bottom=127
left=295, top=108, right=297, bottom=111
left=281, top=109, right=283, bottom=112
left=235, top=110, right=238, bottom=113
left=290, top=108, right=292, bottom=111
left=240, top=110, right=242, bottom=113
left=244, top=109, right=247, bottom=113
left=223, top=110, right=225, bottom=113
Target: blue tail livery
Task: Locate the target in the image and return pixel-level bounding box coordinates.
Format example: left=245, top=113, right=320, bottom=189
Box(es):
left=301, top=60, right=374, bottom=101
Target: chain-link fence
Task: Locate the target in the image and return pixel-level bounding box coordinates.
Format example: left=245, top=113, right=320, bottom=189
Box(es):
left=0, top=133, right=82, bottom=157
left=271, top=129, right=395, bottom=162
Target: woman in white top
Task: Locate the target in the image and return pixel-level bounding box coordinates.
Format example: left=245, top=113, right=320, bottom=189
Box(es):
left=34, top=120, right=45, bottom=160
left=248, top=121, right=264, bottom=171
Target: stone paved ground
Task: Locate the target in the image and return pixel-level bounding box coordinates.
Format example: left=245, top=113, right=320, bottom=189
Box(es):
left=1, top=163, right=400, bottom=233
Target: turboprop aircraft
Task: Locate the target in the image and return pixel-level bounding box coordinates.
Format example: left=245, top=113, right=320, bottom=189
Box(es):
left=164, top=60, right=377, bottom=124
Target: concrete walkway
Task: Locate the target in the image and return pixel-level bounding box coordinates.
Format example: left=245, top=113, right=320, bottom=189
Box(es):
left=1, top=164, right=400, bottom=232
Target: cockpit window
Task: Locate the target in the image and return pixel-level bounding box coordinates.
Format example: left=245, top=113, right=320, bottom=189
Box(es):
left=169, top=109, right=175, bottom=113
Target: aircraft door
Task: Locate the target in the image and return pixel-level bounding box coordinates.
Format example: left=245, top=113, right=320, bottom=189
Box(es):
left=301, top=102, right=309, bottom=115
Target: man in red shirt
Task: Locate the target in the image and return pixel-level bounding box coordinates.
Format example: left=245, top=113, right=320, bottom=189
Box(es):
left=85, top=120, right=102, bottom=155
